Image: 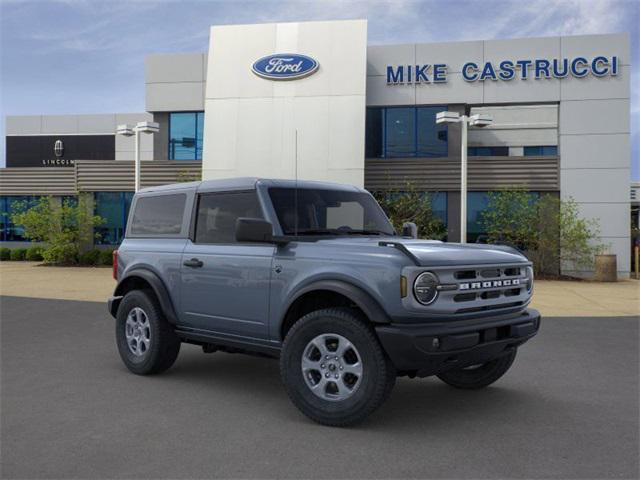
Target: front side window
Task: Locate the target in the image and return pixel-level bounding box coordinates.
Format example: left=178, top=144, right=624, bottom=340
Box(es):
left=268, top=188, right=395, bottom=236
left=130, top=194, right=186, bottom=236
left=169, top=112, right=204, bottom=160
left=195, top=191, right=262, bottom=244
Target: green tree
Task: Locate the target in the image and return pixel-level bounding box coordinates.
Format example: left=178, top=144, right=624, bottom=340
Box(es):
left=11, top=196, right=105, bottom=265
left=480, top=189, right=604, bottom=276
left=373, top=183, right=447, bottom=240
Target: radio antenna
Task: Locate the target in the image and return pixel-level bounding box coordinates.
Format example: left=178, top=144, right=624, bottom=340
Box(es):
left=294, top=128, right=299, bottom=237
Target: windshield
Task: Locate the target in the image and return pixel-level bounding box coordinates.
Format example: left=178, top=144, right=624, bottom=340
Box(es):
left=268, top=188, right=396, bottom=236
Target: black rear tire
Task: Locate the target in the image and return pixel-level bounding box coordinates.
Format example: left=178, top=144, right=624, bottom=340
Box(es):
left=116, top=289, right=180, bottom=375
left=280, top=307, right=395, bottom=427
left=436, top=348, right=517, bottom=389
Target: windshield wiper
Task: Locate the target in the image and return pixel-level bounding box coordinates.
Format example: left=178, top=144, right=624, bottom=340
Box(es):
left=342, top=229, right=390, bottom=236
left=294, top=229, right=339, bottom=235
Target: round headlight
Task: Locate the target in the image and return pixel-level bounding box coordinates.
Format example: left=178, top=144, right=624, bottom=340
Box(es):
left=413, top=272, right=439, bottom=305
left=525, top=266, right=534, bottom=294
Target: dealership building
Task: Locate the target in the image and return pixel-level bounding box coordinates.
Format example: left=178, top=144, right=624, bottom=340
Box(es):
left=0, top=20, right=632, bottom=277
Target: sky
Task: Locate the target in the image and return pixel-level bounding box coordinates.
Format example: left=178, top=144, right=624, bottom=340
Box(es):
left=1, top=0, right=638, bottom=179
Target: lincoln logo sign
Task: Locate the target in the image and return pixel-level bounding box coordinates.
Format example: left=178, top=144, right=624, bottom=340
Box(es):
left=252, top=54, right=319, bottom=80
left=386, top=55, right=620, bottom=84
left=54, top=139, right=64, bottom=158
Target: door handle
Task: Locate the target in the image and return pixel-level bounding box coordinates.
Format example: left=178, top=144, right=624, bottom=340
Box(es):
left=183, top=258, right=203, bottom=268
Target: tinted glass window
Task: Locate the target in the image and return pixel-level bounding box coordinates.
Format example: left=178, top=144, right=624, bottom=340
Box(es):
left=195, top=191, right=262, bottom=244
left=385, top=108, right=415, bottom=157
left=365, top=108, right=383, bottom=158
left=130, top=194, right=186, bottom=236
left=417, top=107, right=448, bottom=157
left=269, top=188, right=395, bottom=236
left=365, top=106, right=448, bottom=158
left=468, top=146, right=509, bottom=156
left=169, top=112, right=204, bottom=160
left=524, top=145, right=558, bottom=156
left=95, top=192, right=134, bottom=245
left=0, top=196, right=40, bottom=242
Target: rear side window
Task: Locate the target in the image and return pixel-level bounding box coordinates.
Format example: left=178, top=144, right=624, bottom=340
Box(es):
left=130, top=194, right=186, bottom=236
left=195, top=191, right=262, bottom=244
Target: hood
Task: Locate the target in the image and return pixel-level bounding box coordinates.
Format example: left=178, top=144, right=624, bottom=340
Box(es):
left=395, top=239, right=527, bottom=266
left=314, top=237, right=528, bottom=267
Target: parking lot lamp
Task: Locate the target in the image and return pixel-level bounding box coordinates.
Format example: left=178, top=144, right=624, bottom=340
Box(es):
left=436, top=111, right=492, bottom=243
left=116, top=122, right=159, bottom=192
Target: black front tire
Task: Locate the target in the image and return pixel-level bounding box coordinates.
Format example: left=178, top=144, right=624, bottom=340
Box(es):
left=436, top=348, right=517, bottom=389
left=115, top=289, right=181, bottom=375
left=280, top=308, right=396, bottom=427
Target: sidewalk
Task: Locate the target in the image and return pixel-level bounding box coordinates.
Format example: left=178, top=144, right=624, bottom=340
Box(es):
left=0, top=261, right=638, bottom=317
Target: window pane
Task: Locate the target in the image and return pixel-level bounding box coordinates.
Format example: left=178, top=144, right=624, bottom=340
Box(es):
left=365, top=108, right=383, bottom=158
left=95, top=192, right=123, bottom=245
left=417, top=107, right=448, bottom=157
left=169, top=113, right=197, bottom=160
left=195, top=192, right=262, bottom=244
left=523, top=146, right=542, bottom=156
left=467, top=192, right=490, bottom=243
left=385, top=108, right=415, bottom=157
left=130, top=194, right=186, bottom=235
left=269, top=188, right=395, bottom=236
left=4, top=196, right=38, bottom=242
left=430, top=192, right=448, bottom=227
left=196, top=112, right=205, bottom=160
left=541, top=145, right=558, bottom=156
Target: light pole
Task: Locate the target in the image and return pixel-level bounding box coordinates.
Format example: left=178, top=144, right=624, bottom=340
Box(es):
left=116, top=121, right=159, bottom=192
left=436, top=111, right=492, bottom=243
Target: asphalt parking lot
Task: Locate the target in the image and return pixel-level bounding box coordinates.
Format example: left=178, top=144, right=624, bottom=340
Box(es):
left=1, top=296, right=638, bottom=479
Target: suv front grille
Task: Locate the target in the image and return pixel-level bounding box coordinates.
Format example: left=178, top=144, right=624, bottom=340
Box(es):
left=422, top=264, right=531, bottom=314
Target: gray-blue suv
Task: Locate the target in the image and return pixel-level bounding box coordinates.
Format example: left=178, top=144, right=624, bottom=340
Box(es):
left=108, top=177, right=540, bottom=426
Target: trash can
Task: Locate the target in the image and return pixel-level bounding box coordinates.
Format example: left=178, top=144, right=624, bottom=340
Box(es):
left=594, top=254, right=617, bottom=282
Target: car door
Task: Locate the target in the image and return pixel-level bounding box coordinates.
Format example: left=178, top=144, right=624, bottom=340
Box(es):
left=180, top=190, right=275, bottom=340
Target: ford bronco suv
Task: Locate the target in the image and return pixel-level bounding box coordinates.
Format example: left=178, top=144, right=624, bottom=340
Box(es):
left=108, top=178, right=540, bottom=426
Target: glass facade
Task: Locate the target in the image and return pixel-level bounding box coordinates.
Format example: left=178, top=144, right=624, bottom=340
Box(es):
left=524, top=145, right=558, bottom=156
left=0, top=196, right=40, bottom=242
left=169, top=112, right=204, bottom=160
left=468, top=146, right=509, bottom=156
left=94, top=192, right=134, bottom=245
left=366, top=106, right=448, bottom=158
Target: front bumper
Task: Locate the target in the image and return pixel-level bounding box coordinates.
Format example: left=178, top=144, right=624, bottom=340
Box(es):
left=375, top=308, right=540, bottom=377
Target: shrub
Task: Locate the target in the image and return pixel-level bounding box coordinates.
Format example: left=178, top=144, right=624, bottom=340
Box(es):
left=0, top=248, right=10, bottom=261
left=10, top=196, right=104, bottom=265
left=25, top=246, right=44, bottom=261
left=10, top=248, right=27, bottom=261
left=373, top=183, right=447, bottom=240
left=480, top=189, right=604, bottom=276
left=79, top=248, right=101, bottom=265
left=99, top=249, right=115, bottom=266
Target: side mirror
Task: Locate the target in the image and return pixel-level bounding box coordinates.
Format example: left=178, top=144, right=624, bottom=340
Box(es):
left=401, top=222, right=418, bottom=239
left=236, top=218, right=274, bottom=243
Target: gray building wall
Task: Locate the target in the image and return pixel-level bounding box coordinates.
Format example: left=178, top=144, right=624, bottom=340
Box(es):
left=145, top=53, right=207, bottom=112
left=365, top=33, right=630, bottom=276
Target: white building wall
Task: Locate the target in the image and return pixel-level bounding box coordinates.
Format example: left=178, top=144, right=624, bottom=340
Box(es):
left=202, top=20, right=367, bottom=187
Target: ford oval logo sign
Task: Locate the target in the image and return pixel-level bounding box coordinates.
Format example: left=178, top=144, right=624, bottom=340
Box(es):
left=252, top=53, right=319, bottom=80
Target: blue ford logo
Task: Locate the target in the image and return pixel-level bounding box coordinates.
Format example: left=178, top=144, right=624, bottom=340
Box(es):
left=252, top=53, right=319, bottom=80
